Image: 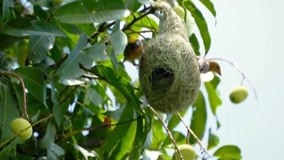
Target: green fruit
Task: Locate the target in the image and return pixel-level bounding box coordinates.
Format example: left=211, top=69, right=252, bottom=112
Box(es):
left=17, top=42, right=29, bottom=66
left=229, top=86, right=248, bottom=104
left=173, top=144, right=196, bottom=160
left=52, top=0, right=63, bottom=5
left=11, top=118, right=33, bottom=140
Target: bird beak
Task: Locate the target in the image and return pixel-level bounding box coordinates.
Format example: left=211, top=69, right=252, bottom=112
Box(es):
left=216, top=69, right=221, bottom=76
left=209, top=61, right=221, bottom=76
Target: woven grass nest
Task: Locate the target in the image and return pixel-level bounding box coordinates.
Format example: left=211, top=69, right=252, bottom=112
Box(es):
left=139, top=0, right=201, bottom=113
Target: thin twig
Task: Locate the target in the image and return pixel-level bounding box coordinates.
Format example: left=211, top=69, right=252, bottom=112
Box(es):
left=89, top=21, right=116, bottom=41
left=61, top=116, right=140, bottom=139
left=31, top=114, right=54, bottom=127
left=209, top=57, right=259, bottom=107
left=122, top=7, right=156, bottom=32
left=149, top=107, right=184, bottom=160
left=128, top=29, right=154, bottom=39
left=0, top=71, right=29, bottom=120
left=177, top=113, right=211, bottom=159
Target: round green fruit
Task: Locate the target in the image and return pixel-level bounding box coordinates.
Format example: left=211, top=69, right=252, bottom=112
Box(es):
left=229, top=86, right=248, bottom=104
left=173, top=144, right=196, bottom=160
left=52, top=0, right=63, bottom=5
left=11, top=118, right=33, bottom=140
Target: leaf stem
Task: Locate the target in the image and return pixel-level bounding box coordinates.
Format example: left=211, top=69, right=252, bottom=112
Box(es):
left=0, top=71, right=29, bottom=120
left=61, top=116, right=140, bottom=139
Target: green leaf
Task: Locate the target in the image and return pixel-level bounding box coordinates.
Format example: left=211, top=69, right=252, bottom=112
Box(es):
left=29, top=35, right=54, bottom=63
left=56, top=34, right=90, bottom=79
left=123, top=13, right=158, bottom=33
left=200, top=0, right=216, bottom=17
left=3, top=22, right=67, bottom=37
left=205, top=76, right=222, bottom=115
left=49, top=81, right=62, bottom=126
left=0, top=82, right=19, bottom=140
left=17, top=41, right=29, bottom=67
left=40, top=123, right=56, bottom=148
left=0, top=138, right=21, bottom=158
left=190, top=91, right=207, bottom=144
left=2, top=0, right=14, bottom=22
left=189, top=33, right=201, bottom=56
left=15, top=67, right=46, bottom=106
left=183, top=0, right=211, bottom=54
left=103, top=106, right=135, bottom=159
left=75, top=144, right=98, bottom=159
left=53, top=1, right=90, bottom=18
left=115, top=116, right=137, bottom=160
left=207, top=129, right=219, bottom=150
left=90, top=65, right=141, bottom=110
left=53, top=102, right=66, bottom=127
left=82, top=0, right=126, bottom=11
left=167, top=110, right=186, bottom=130
left=0, top=35, right=23, bottom=51
left=33, top=5, right=48, bottom=19
left=83, top=43, right=108, bottom=62
left=84, top=85, right=104, bottom=107
left=33, top=21, right=66, bottom=36
left=11, top=81, right=24, bottom=116
left=163, top=130, right=186, bottom=146
left=214, top=145, right=242, bottom=160
left=48, top=143, right=65, bottom=159
left=125, top=0, right=142, bottom=12
left=54, top=1, right=130, bottom=24
left=128, top=116, right=147, bottom=159
left=110, top=29, right=128, bottom=55
left=147, top=119, right=166, bottom=150
left=3, top=19, right=66, bottom=37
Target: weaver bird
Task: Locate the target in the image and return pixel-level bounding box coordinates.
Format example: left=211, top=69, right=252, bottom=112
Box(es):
left=197, top=56, right=221, bottom=76
left=123, top=37, right=143, bottom=65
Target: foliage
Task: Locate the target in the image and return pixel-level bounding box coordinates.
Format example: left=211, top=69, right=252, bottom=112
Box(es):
left=0, top=0, right=241, bottom=159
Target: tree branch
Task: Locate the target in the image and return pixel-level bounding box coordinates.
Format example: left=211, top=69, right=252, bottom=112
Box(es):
left=176, top=113, right=211, bottom=159
left=149, top=107, right=184, bottom=160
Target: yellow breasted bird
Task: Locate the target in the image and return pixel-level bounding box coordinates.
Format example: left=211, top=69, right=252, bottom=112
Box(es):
left=197, top=56, right=221, bottom=76
left=123, top=37, right=144, bottom=65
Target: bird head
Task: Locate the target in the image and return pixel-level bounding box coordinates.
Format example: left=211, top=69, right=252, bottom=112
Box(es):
left=123, top=37, right=144, bottom=65
left=208, top=61, right=221, bottom=76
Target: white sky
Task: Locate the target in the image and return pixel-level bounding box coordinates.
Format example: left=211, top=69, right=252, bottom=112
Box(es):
left=210, top=0, right=284, bottom=159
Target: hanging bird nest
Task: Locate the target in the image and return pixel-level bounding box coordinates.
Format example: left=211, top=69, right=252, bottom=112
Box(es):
left=139, top=0, right=201, bottom=113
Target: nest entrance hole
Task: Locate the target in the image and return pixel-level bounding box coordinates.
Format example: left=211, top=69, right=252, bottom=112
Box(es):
left=150, top=67, right=174, bottom=92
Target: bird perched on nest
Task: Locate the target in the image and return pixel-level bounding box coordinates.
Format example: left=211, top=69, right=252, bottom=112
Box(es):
left=123, top=37, right=144, bottom=65
left=197, top=56, right=221, bottom=76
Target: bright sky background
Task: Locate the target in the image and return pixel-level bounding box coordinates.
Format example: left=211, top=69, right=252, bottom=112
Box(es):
left=210, top=0, right=284, bottom=159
